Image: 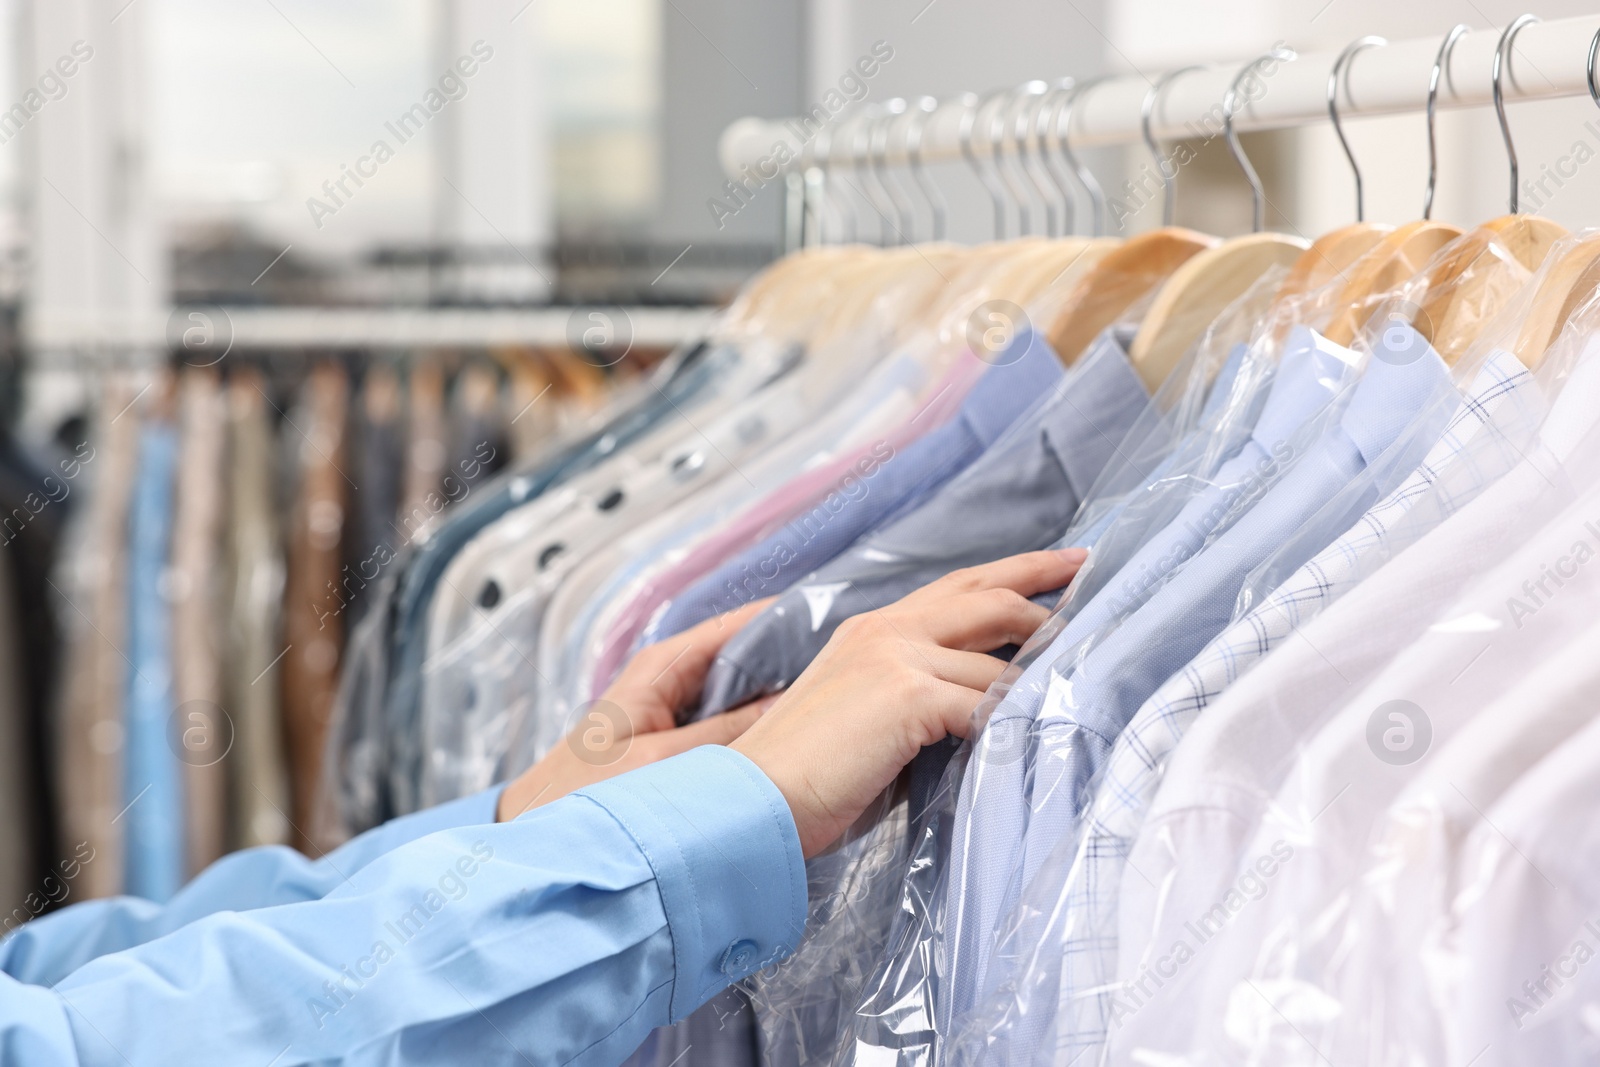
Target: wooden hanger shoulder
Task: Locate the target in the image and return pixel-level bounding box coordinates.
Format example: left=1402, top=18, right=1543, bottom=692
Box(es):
left=1417, top=217, right=1566, bottom=364
left=1514, top=232, right=1600, bottom=367
left=1320, top=220, right=1463, bottom=346
left=1045, top=227, right=1217, bottom=365
left=1128, top=232, right=1308, bottom=393
left=1275, top=223, right=1391, bottom=305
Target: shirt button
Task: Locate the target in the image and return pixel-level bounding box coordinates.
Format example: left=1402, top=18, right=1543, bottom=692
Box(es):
left=719, top=939, right=759, bottom=975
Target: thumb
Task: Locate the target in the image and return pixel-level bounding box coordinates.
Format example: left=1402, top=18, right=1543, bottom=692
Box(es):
left=618, top=598, right=777, bottom=727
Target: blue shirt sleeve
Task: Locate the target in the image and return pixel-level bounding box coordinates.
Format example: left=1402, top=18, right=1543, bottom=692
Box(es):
left=1, top=745, right=808, bottom=1067
left=0, top=786, right=504, bottom=987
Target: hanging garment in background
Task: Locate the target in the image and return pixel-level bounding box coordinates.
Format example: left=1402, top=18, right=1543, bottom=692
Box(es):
left=323, top=340, right=721, bottom=836
left=501, top=352, right=556, bottom=462
left=400, top=356, right=447, bottom=530
left=449, top=361, right=506, bottom=494
left=281, top=364, right=349, bottom=854
left=224, top=370, right=292, bottom=850
left=170, top=369, right=228, bottom=877
left=343, top=364, right=404, bottom=629
left=53, top=379, right=140, bottom=900
left=123, top=400, right=184, bottom=902
left=0, top=529, right=34, bottom=918
left=0, top=426, right=74, bottom=903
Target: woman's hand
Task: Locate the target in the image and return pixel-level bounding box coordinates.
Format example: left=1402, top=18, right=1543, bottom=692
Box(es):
left=497, top=599, right=774, bottom=822
left=732, top=548, right=1087, bottom=857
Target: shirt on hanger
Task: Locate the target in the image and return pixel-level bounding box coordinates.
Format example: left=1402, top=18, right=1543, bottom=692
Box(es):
left=1108, top=341, right=1600, bottom=1063
left=977, top=344, right=1537, bottom=1063
left=54, top=378, right=142, bottom=901
left=629, top=350, right=990, bottom=657
left=700, top=329, right=1139, bottom=723
left=966, top=328, right=1456, bottom=1061
left=1174, top=467, right=1600, bottom=1065
left=1450, top=702, right=1600, bottom=1066
left=943, top=326, right=1359, bottom=1026
left=1332, top=625, right=1600, bottom=1066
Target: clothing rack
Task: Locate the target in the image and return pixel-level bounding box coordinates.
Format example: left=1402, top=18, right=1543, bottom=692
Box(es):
left=27, top=305, right=718, bottom=356
left=718, top=16, right=1600, bottom=176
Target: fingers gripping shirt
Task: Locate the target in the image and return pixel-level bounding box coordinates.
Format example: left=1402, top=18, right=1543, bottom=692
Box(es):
left=942, top=327, right=1359, bottom=1028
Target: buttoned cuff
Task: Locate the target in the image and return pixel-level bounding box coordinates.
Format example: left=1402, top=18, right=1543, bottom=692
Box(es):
left=575, top=745, right=807, bottom=1021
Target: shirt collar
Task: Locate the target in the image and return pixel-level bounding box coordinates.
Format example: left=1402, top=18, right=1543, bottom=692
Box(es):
left=1537, top=333, right=1600, bottom=459
left=1040, top=325, right=1150, bottom=500
left=1249, top=326, right=1359, bottom=450
left=1200, top=342, right=1249, bottom=427
left=959, top=326, right=1069, bottom=447
left=1340, top=322, right=1454, bottom=465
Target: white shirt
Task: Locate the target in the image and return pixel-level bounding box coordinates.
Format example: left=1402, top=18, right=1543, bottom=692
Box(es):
left=1450, top=709, right=1600, bottom=1066
left=1173, top=466, right=1600, bottom=1065
left=1332, top=622, right=1600, bottom=1066
left=1109, top=343, right=1600, bottom=1063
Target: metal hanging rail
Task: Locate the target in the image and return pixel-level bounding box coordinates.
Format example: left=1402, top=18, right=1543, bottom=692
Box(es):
left=718, top=16, right=1600, bottom=178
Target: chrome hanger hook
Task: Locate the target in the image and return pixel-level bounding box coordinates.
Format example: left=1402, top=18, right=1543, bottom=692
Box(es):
left=847, top=107, right=895, bottom=245
left=1036, top=79, right=1079, bottom=235
left=1225, top=45, right=1296, bottom=233
left=1011, top=82, right=1058, bottom=236
left=872, top=100, right=918, bottom=244
left=1589, top=27, right=1600, bottom=109
left=1141, top=65, right=1202, bottom=227
left=1059, top=76, right=1109, bottom=237
left=1493, top=14, right=1540, bottom=214
left=813, top=121, right=856, bottom=244
left=906, top=96, right=948, bottom=240
left=1328, top=36, right=1386, bottom=222
left=1425, top=24, right=1469, bottom=219
left=959, top=90, right=1011, bottom=238
left=989, top=84, right=1038, bottom=236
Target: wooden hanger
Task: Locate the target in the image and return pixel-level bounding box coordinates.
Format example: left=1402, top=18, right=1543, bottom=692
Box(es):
left=1511, top=233, right=1600, bottom=367
left=1319, top=220, right=1463, bottom=346
left=1046, top=227, right=1215, bottom=365
left=1275, top=224, right=1390, bottom=305
left=1127, top=232, right=1308, bottom=392
left=1411, top=218, right=1566, bottom=363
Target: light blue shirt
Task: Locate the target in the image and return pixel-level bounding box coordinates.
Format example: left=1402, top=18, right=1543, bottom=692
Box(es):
left=943, top=327, right=1358, bottom=1026
left=975, top=331, right=1456, bottom=1062
left=0, top=746, right=806, bottom=1066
